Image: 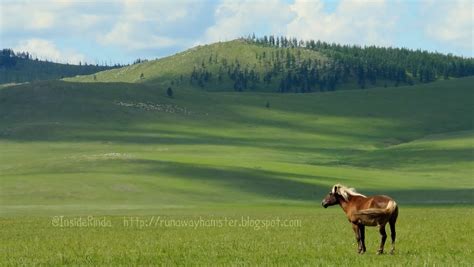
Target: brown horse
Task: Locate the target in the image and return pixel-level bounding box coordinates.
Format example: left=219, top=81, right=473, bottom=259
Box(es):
left=321, top=184, right=398, bottom=254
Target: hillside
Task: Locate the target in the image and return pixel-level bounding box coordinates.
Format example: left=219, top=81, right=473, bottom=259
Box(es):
left=66, top=38, right=474, bottom=92
left=0, top=49, right=119, bottom=84
left=2, top=75, right=473, bottom=265
left=1, top=77, right=473, bottom=215
left=67, top=39, right=328, bottom=92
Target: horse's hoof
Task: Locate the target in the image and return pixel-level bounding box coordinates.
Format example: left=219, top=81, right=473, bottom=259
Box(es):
left=389, top=250, right=395, bottom=255
left=377, top=251, right=384, bottom=255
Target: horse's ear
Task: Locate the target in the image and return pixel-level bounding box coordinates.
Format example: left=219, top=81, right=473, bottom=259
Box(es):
left=333, top=185, right=338, bottom=194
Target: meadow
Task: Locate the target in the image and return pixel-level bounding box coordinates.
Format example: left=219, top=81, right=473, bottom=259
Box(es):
left=1, top=207, right=473, bottom=265
left=0, top=77, right=473, bottom=265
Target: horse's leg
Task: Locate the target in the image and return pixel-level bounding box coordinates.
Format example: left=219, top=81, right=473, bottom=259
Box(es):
left=359, top=224, right=366, bottom=254
left=377, top=224, right=387, bottom=254
left=352, top=223, right=362, bottom=253
left=389, top=217, right=397, bottom=254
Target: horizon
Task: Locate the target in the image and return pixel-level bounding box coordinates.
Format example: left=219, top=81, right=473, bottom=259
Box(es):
left=3, top=36, right=473, bottom=67
left=1, top=0, right=472, bottom=65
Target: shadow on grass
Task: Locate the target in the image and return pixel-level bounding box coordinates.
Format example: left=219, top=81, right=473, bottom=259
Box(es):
left=150, top=160, right=474, bottom=204
left=121, top=159, right=474, bottom=204
left=2, top=121, right=471, bottom=169
left=60, top=158, right=474, bottom=205
left=1, top=79, right=472, bottom=142
left=363, top=188, right=474, bottom=205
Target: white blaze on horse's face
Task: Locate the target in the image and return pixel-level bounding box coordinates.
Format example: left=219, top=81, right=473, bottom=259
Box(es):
left=322, top=187, right=340, bottom=208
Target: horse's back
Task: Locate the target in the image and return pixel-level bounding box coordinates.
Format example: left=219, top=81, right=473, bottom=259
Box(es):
left=354, top=195, right=397, bottom=226
left=367, top=195, right=394, bottom=209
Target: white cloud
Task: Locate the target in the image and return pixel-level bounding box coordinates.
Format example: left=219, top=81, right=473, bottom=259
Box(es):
left=121, top=0, right=189, bottom=23
left=14, top=39, right=86, bottom=64
left=286, top=0, right=398, bottom=46
left=423, top=0, right=473, bottom=51
left=98, top=21, right=179, bottom=50
left=2, top=0, right=472, bottom=61
left=200, top=0, right=400, bottom=47
left=0, top=1, right=71, bottom=30
left=97, top=0, right=195, bottom=50
left=200, top=0, right=293, bottom=44
left=68, top=14, right=105, bottom=31
left=29, top=11, right=56, bottom=30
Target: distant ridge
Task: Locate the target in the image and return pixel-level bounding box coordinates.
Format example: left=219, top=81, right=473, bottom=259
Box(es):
left=67, top=37, right=474, bottom=93
left=0, top=48, right=121, bottom=84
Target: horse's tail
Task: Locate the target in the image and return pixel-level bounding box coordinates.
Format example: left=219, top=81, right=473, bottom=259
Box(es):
left=356, top=200, right=398, bottom=217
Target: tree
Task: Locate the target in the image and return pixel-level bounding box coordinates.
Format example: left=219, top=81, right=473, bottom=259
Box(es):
left=140, top=73, right=144, bottom=79
left=167, top=87, right=173, bottom=98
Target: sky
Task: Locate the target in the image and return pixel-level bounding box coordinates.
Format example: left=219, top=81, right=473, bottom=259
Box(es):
left=1, top=0, right=472, bottom=65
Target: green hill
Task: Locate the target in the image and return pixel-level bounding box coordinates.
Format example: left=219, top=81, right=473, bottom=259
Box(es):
left=66, top=38, right=474, bottom=93
left=67, top=39, right=327, bottom=91
left=1, top=77, right=473, bottom=214
left=0, top=49, right=119, bottom=84
left=1, top=75, right=473, bottom=265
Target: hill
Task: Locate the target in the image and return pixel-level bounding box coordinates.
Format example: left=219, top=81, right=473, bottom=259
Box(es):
left=66, top=38, right=474, bottom=92
left=1, top=76, right=473, bottom=265
left=67, top=39, right=328, bottom=92
left=0, top=48, right=119, bottom=84
left=0, top=77, right=473, bottom=214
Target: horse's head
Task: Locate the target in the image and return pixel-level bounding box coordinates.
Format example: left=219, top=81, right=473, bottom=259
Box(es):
left=321, top=184, right=342, bottom=208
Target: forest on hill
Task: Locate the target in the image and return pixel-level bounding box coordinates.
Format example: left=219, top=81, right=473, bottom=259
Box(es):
left=189, top=36, right=474, bottom=93
left=15, top=37, right=473, bottom=94
left=0, top=48, right=121, bottom=84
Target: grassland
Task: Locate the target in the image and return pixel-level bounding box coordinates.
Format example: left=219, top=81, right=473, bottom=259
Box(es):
left=0, top=77, right=473, bottom=265
left=1, top=207, right=473, bottom=266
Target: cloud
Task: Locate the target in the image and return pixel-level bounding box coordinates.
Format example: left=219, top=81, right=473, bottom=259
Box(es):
left=98, top=22, right=180, bottom=50
left=2, top=0, right=472, bottom=63
left=68, top=14, right=105, bottom=31
left=14, top=39, right=86, bottom=64
left=0, top=0, right=77, bottom=31
left=29, top=11, right=56, bottom=30
left=97, top=0, right=198, bottom=51
left=200, top=0, right=293, bottom=44
left=423, top=0, right=473, bottom=51
left=286, top=0, right=399, bottom=46
left=1, top=0, right=210, bottom=61
left=200, top=0, right=401, bottom=47
left=121, top=0, right=189, bottom=23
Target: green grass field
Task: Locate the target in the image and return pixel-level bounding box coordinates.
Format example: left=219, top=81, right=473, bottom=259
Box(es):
left=2, top=207, right=473, bottom=265
left=0, top=77, right=473, bottom=265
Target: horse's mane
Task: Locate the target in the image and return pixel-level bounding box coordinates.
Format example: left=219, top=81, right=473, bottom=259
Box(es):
left=332, top=184, right=366, bottom=201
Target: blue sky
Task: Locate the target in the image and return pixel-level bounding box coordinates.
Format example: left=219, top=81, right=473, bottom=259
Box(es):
left=1, top=0, right=472, bottom=65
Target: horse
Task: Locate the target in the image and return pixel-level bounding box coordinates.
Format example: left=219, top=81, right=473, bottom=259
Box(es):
left=321, top=184, right=398, bottom=254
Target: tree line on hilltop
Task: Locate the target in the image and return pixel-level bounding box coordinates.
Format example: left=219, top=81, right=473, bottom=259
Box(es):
left=0, top=48, right=122, bottom=84
left=188, top=35, right=474, bottom=93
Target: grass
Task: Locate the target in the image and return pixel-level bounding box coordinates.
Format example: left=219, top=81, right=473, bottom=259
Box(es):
left=66, top=39, right=327, bottom=91
left=0, top=77, right=473, bottom=265
left=1, top=207, right=473, bottom=265
left=64, top=39, right=428, bottom=92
